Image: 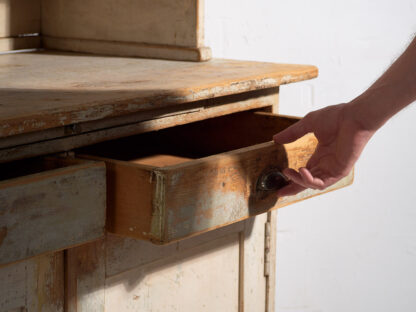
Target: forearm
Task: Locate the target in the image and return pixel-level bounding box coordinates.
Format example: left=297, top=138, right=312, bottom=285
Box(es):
left=348, top=37, right=416, bottom=131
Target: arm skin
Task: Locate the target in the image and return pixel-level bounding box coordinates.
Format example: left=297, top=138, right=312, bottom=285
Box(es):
left=273, top=36, right=416, bottom=197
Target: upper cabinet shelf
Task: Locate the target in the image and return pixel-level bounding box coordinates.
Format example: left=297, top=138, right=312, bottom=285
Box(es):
left=41, top=0, right=210, bottom=61
left=1, top=0, right=210, bottom=61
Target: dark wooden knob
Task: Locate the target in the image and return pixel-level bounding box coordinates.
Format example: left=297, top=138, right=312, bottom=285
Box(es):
left=257, top=169, right=289, bottom=192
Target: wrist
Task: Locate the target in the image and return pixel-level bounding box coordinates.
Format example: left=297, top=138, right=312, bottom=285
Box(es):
left=346, top=85, right=395, bottom=133
left=343, top=99, right=379, bottom=135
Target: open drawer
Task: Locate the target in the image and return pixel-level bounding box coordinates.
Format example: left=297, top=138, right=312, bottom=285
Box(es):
left=78, top=111, right=353, bottom=244
left=0, top=157, right=106, bottom=265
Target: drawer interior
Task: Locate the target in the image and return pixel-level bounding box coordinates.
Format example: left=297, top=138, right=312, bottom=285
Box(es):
left=0, top=156, right=86, bottom=182
left=77, top=110, right=298, bottom=167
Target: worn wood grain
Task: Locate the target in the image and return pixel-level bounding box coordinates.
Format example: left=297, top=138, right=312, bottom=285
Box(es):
left=0, top=0, right=40, bottom=38
left=65, top=240, right=106, bottom=312
left=106, top=221, right=245, bottom=277
left=0, top=89, right=279, bottom=163
left=79, top=111, right=352, bottom=243
left=42, top=36, right=211, bottom=62
left=0, top=51, right=317, bottom=138
left=104, top=233, right=240, bottom=312
left=0, top=159, right=106, bottom=265
left=0, top=252, right=64, bottom=312
left=159, top=141, right=294, bottom=243
left=41, top=0, right=209, bottom=60
left=67, top=227, right=247, bottom=312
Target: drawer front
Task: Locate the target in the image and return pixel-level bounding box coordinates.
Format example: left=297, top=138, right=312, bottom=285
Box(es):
left=79, top=111, right=353, bottom=244
left=0, top=158, right=106, bottom=265
left=160, top=138, right=312, bottom=242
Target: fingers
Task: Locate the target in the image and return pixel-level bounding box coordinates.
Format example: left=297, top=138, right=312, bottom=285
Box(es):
left=276, top=182, right=306, bottom=197
left=299, top=167, right=325, bottom=189
left=277, top=167, right=327, bottom=198
left=273, top=119, right=311, bottom=144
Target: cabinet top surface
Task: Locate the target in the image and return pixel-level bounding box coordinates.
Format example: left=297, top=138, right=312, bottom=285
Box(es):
left=0, top=51, right=318, bottom=138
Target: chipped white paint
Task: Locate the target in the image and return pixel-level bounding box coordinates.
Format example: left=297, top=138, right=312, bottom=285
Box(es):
left=0, top=252, right=64, bottom=312
left=0, top=162, right=106, bottom=265
left=104, top=233, right=240, bottom=312
left=150, top=170, right=166, bottom=240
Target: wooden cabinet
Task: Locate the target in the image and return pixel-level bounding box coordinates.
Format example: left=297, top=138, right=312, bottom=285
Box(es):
left=0, top=49, right=352, bottom=311
left=0, top=3, right=353, bottom=310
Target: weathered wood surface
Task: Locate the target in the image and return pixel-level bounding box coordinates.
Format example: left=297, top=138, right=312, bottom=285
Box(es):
left=266, top=211, right=277, bottom=312
left=0, top=252, right=64, bottom=312
left=42, top=36, right=211, bottom=62
left=79, top=112, right=353, bottom=243
left=41, top=0, right=208, bottom=60
left=65, top=239, right=106, bottom=312
left=42, top=0, right=204, bottom=47
left=0, top=0, right=40, bottom=38
left=106, top=233, right=240, bottom=311
left=0, top=89, right=279, bottom=162
left=0, top=51, right=317, bottom=138
left=62, top=214, right=273, bottom=311
left=242, top=213, right=267, bottom=312
left=0, top=159, right=106, bottom=265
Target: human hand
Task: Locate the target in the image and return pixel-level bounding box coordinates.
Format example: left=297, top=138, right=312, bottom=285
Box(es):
left=273, top=103, right=375, bottom=197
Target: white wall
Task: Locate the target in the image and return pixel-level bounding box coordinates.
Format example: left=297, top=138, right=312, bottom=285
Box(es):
left=205, top=1, right=416, bottom=311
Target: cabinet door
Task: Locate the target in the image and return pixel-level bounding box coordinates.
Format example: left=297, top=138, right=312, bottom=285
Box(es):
left=0, top=252, right=64, bottom=312
left=65, top=213, right=277, bottom=312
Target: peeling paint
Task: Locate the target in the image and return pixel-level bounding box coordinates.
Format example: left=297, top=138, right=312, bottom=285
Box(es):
left=150, top=170, right=166, bottom=240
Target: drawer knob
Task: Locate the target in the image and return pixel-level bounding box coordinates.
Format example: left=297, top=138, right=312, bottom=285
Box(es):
left=257, top=169, right=289, bottom=192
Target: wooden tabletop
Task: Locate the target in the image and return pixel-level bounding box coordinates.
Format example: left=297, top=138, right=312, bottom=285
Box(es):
left=0, top=51, right=318, bottom=138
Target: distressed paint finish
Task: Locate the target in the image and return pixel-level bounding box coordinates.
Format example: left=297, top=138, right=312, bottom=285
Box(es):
left=67, top=217, right=271, bottom=311
left=0, top=161, right=106, bottom=265
left=242, top=213, right=267, bottom=312
left=81, top=112, right=352, bottom=244
left=65, top=240, right=106, bottom=312
left=104, top=233, right=240, bottom=312
left=105, top=221, right=244, bottom=277
left=161, top=142, right=291, bottom=242
left=0, top=89, right=279, bottom=163
left=0, top=51, right=317, bottom=138
left=0, top=252, right=64, bottom=312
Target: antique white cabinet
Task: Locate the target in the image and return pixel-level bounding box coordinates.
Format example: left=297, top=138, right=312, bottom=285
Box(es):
left=0, top=1, right=352, bottom=311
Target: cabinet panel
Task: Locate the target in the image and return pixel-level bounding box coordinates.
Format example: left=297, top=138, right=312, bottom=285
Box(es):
left=0, top=157, right=106, bottom=265
left=106, top=233, right=240, bottom=312
left=41, top=0, right=209, bottom=61
left=0, top=252, right=64, bottom=312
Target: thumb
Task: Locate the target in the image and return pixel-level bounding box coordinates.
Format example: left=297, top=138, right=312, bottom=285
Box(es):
left=273, top=119, right=311, bottom=144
